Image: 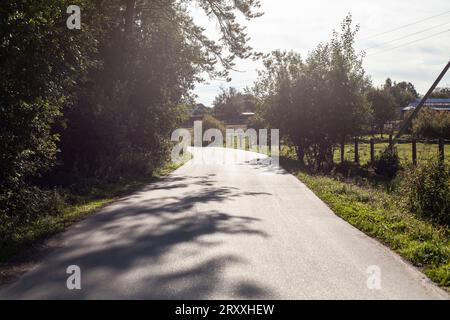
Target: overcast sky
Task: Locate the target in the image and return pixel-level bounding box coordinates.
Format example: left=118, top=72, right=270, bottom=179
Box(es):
left=190, top=0, right=450, bottom=106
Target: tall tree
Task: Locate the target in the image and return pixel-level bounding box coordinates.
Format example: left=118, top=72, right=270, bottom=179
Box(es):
left=212, top=87, right=255, bottom=121
left=0, top=0, right=263, bottom=230
left=384, top=79, right=418, bottom=117
left=430, top=87, right=450, bottom=98
left=57, top=0, right=263, bottom=178
left=368, top=88, right=396, bottom=137
left=252, top=15, right=371, bottom=168
left=0, top=0, right=98, bottom=226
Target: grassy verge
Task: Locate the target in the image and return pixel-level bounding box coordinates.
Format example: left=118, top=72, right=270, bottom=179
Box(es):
left=0, top=154, right=191, bottom=264
left=281, top=156, right=450, bottom=289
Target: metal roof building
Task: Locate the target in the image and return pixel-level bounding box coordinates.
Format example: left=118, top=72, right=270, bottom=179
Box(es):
left=403, top=98, right=450, bottom=112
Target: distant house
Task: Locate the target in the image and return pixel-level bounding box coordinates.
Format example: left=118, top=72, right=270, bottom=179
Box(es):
left=401, top=98, right=450, bottom=120
left=220, top=112, right=256, bottom=125
left=402, top=98, right=450, bottom=113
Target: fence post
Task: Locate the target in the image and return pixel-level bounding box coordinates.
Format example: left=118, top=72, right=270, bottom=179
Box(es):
left=412, top=138, right=417, bottom=166
left=340, top=138, right=345, bottom=163
left=439, top=138, right=445, bottom=162
left=354, top=138, right=359, bottom=164
left=389, top=134, right=393, bottom=146
left=370, top=138, right=375, bottom=164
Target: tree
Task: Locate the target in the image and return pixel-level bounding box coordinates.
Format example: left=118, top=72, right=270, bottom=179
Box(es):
left=368, top=88, right=396, bottom=137
left=0, top=0, right=98, bottom=227
left=0, top=0, right=263, bottom=232
left=412, top=108, right=450, bottom=139
left=212, top=87, right=256, bottom=121
left=252, top=15, right=371, bottom=168
left=189, top=103, right=211, bottom=118
left=57, top=0, right=263, bottom=179
left=383, top=79, right=418, bottom=118
left=430, top=87, right=450, bottom=99
left=202, top=114, right=226, bottom=146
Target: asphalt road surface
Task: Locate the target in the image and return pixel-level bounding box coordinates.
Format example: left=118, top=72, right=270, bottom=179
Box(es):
left=1, top=147, right=448, bottom=299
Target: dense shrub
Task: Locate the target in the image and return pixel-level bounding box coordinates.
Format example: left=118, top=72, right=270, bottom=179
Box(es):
left=412, top=108, right=450, bottom=139
left=373, top=148, right=401, bottom=178
left=246, top=114, right=267, bottom=131
left=0, top=1, right=97, bottom=230
left=202, top=115, right=226, bottom=146
left=0, top=186, right=65, bottom=252
left=400, top=159, right=450, bottom=225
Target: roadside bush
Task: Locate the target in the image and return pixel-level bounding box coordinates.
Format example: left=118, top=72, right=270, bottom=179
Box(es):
left=202, top=115, right=226, bottom=146
left=401, top=241, right=448, bottom=266
left=333, top=160, right=367, bottom=178
left=246, top=114, right=267, bottom=131
left=373, top=148, right=401, bottom=178
left=0, top=186, right=65, bottom=252
left=400, top=159, right=450, bottom=225
left=426, top=262, right=450, bottom=287
left=412, top=108, right=450, bottom=139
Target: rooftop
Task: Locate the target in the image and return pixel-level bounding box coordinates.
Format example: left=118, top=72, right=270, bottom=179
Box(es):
left=403, top=98, right=450, bottom=111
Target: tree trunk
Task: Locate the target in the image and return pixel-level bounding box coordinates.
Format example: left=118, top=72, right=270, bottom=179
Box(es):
left=295, top=146, right=305, bottom=164
left=124, top=0, right=136, bottom=34
left=120, top=0, right=136, bottom=79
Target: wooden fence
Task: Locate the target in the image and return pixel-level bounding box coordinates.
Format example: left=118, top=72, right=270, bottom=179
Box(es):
left=340, top=135, right=449, bottom=165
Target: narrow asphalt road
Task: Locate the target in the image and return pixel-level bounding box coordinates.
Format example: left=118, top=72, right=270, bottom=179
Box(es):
left=1, top=147, right=448, bottom=299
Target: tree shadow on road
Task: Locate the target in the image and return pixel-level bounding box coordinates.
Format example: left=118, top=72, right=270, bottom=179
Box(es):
left=2, top=174, right=275, bottom=299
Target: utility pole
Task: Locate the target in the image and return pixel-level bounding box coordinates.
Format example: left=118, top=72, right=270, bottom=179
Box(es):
left=388, top=60, right=450, bottom=150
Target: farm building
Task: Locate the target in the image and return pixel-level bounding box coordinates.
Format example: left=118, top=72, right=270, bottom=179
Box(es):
left=401, top=98, right=450, bottom=119
left=402, top=98, right=450, bottom=112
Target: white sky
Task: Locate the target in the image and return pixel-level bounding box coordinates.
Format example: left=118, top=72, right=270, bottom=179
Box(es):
left=190, top=0, right=450, bottom=106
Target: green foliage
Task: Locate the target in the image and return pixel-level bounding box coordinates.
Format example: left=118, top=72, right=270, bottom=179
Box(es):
left=189, top=103, right=211, bottom=118
left=202, top=114, right=226, bottom=146
left=1, top=0, right=261, bottom=247
left=213, top=87, right=256, bottom=122
left=412, top=108, right=450, bottom=139
left=202, top=114, right=226, bottom=134
left=252, top=15, right=371, bottom=169
left=367, top=88, right=395, bottom=135
left=0, top=0, right=97, bottom=226
left=400, top=159, right=450, bottom=225
left=383, top=79, right=418, bottom=117
left=373, top=148, right=401, bottom=178
left=246, top=114, right=266, bottom=130
left=58, top=1, right=261, bottom=179
left=430, top=87, right=450, bottom=99
left=425, top=262, right=450, bottom=287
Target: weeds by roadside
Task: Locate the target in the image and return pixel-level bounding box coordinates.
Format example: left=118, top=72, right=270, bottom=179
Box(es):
left=281, top=155, right=450, bottom=288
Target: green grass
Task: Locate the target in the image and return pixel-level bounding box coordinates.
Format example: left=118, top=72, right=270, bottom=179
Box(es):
left=281, top=154, right=450, bottom=289
left=0, top=154, right=191, bottom=264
